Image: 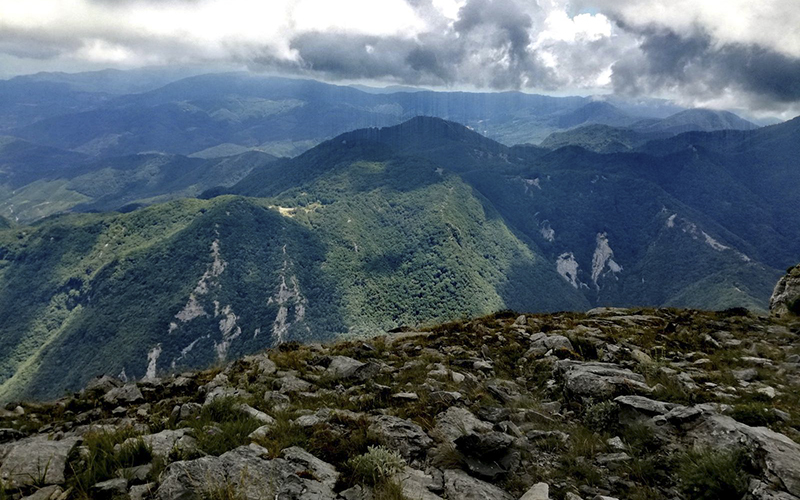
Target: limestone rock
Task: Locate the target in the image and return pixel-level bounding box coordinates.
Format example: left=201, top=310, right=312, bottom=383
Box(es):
left=276, top=374, right=314, bottom=393
left=85, top=375, right=123, bottom=395
left=155, top=444, right=337, bottom=500
left=520, top=482, right=549, bottom=500
left=124, top=428, right=197, bottom=460
left=103, top=384, right=144, bottom=405
left=90, top=477, right=128, bottom=500
left=368, top=415, right=433, bottom=460
left=280, top=446, right=339, bottom=489
left=442, top=469, right=513, bottom=500
left=434, top=407, right=492, bottom=443
left=770, top=264, right=800, bottom=318
left=395, top=467, right=443, bottom=500
left=555, top=360, right=651, bottom=399
left=325, top=356, right=380, bottom=382
left=689, top=414, right=800, bottom=497
left=0, top=435, right=80, bottom=488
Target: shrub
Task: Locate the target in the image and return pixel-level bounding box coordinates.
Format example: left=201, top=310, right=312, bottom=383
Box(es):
left=730, top=402, right=780, bottom=427
left=347, top=446, right=405, bottom=486
left=190, top=398, right=261, bottom=456
left=202, top=479, right=247, bottom=500
left=621, top=422, right=661, bottom=456
left=584, top=401, right=619, bottom=432
left=677, top=448, right=751, bottom=500
left=68, top=428, right=152, bottom=499
left=569, top=336, right=598, bottom=360
left=250, top=411, right=308, bottom=459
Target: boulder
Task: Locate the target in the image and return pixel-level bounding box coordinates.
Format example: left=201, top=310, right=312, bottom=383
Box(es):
left=123, top=428, right=197, bottom=460
left=280, top=446, right=339, bottom=489
left=129, top=483, right=157, bottom=500
left=614, top=395, right=677, bottom=421
left=529, top=335, right=574, bottom=356
left=243, top=354, right=277, bottom=375
left=325, top=356, right=380, bottom=382
left=275, top=374, right=314, bottom=393
left=455, top=431, right=514, bottom=456
left=520, top=482, right=550, bottom=500
left=85, top=375, right=123, bottom=395
left=238, top=404, right=275, bottom=424
left=770, top=264, right=800, bottom=318
left=248, top=424, right=274, bottom=441
left=555, top=360, right=651, bottom=399
left=178, top=402, right=202, bottom=420
left=442, top=469, right=513, bottom=500
left=455, top=430, right=518, bottom=480
left=689, top=414, right=800, bottom=497
left=0, top=435, right=80, bottom=488
left=103, top=384, right=144, bottom=405
left=394, top=467, right=443, bottom=500
left=434, top=407, right=492, bottom=443
left=90, top=477, right=128, bottom=500
left=368, top=415, right=433, bottom=460
left=155, top=444, right=337, bottom=500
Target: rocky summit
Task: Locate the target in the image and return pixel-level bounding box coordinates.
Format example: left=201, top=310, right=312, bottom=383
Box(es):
left=771, top=264, right=800, bottom=319
left=0, top=298, right=799, bottom=500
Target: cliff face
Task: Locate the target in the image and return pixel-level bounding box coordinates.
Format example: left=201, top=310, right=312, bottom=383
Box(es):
left=0, top=306, right=799, bottom=500
left=771, top=264, right=800, bottom=318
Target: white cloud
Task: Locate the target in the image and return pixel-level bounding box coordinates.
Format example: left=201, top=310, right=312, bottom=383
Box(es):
left=0, top=0, right=797, bottom=115
left=585, top=0, right=800, bottom=58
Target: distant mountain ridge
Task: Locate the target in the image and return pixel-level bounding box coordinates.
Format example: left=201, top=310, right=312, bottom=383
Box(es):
left=540, top=108, right=758, bottom=152
left=0, top=71, right=793, bottom=401
left=0, top=70, right=715, bottom=160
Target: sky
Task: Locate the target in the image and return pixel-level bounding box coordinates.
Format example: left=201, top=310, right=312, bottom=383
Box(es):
left=1, top=0, right=799, bottom=119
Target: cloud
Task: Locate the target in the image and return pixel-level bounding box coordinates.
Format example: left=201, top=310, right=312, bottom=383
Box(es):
left=0, top=0, right=798, bottom=116
left=577, top=0, right=800, bottom=116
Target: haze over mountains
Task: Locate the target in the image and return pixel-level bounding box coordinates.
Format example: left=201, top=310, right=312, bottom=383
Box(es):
left=0, top=69, right=796, bottom=399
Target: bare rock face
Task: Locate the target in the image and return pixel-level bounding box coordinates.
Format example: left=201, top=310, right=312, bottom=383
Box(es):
left=155, top=444, right=338, bottom=500
left=0, top=436, right=81, bottom=488
left=770, top=264, right=800, bottom=318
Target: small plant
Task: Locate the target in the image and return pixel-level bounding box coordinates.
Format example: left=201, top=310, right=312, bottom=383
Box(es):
left=677, top=448, right=751, bottom=500
left=189, top=397, right=262, bottom=456
left=251, top=411, right=309, bottom=459
left=584, top=401, right=619, bottom=432
left=621, top=422, right=660, bottom=456
left=347, top=446, right=405, bottom=486
left=67, top=427, right=152, bottom=499
left=730, top=402, right=780, bottom=427
left=202, top=480, right=247, bottom=500
left=27, top=459, right=51, bottom=488
left=568, top=335, right=598, bottom=360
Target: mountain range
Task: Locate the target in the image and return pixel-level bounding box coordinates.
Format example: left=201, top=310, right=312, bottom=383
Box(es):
left=0, top=69, right=795, bottom=400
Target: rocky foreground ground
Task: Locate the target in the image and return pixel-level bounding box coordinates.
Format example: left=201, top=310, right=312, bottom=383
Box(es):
left=1, top=305, right=800, bottom=500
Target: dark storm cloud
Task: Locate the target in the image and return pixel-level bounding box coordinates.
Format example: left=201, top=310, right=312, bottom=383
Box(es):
left=454, top=0, right=533, bottom=63
left=610, top=26, right=800, bottom=108
left=248, top=0, right=557, bottom=90
left=1, top=0, right=799, bottom=115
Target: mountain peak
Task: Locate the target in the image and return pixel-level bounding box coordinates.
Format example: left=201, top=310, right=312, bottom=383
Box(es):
left=638, top=108, right=758, bottom=134
left=330, top=116, right=507, bottom=163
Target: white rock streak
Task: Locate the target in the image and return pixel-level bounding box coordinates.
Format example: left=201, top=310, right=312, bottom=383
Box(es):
left=591, top=232, right=622, bottom=289
left=556, top=252, right=581, bottom=288
left=144, top=344, right=161, bottom=380
left=540, top=220, right=555, bottom=242
left=267, top=245, right=308, bottom=344
left=173, top=239, right=227, bottom=324
left=214, top=305, right=242, bottom=361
